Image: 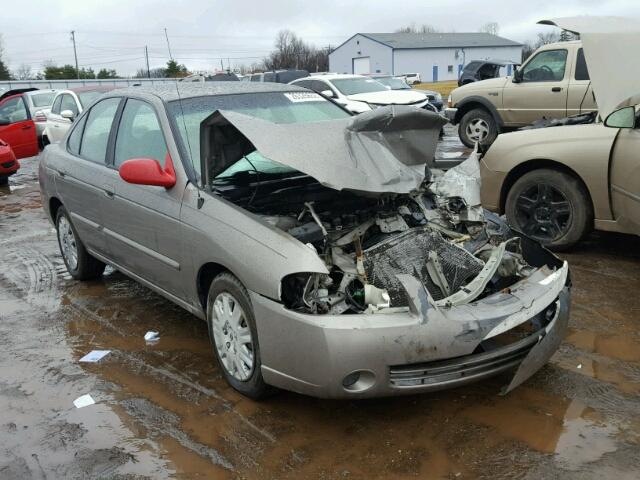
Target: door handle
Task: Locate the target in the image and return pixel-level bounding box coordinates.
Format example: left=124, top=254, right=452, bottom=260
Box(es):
left=103, top=186, right=115, bottom=198
left=21, top=125, right=32, bottom=130
left=56, top=169, right=66, bottom=178
left=551, top=87, right=562, bottom=92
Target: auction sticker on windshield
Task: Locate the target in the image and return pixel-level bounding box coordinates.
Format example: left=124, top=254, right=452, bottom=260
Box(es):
left=284, top=92, right=324, bottom=102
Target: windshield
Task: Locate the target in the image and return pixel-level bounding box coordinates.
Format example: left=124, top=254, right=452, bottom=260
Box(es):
left=77, top=91, right=106, bottom=108
left=167, top=91, right=351, bottom=176
left=375, top=77, right=410, bottom=90
left=30, top=92, right=55, bottom=107
left=330, top=78, right=388, bottom=95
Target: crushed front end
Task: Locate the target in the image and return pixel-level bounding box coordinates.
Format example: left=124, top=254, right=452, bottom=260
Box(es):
left=203, top=107, right=570, bottom=398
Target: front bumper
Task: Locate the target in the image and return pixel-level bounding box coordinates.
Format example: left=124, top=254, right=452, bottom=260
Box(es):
left=444, top=107, right=458, bottom=123
left=253, top=263, right=570, bottom=399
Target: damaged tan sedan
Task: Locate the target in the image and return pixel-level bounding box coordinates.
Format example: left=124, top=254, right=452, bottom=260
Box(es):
left=39, top=83, right=570, bottom=399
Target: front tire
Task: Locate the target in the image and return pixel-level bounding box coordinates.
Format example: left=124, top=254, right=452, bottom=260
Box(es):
left=459, top=108, right=498, bottom=148
left=505, top=169, right=592, bottom=250
left=206, top=272, right=272, bottom=399
left=55, top=206, right=105, bottom=280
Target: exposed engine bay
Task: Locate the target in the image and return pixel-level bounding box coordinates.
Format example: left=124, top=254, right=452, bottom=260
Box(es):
left=212, top=150, right=555, bottom=316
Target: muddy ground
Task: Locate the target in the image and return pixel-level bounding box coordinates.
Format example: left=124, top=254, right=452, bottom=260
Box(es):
left=1, top=128, right=639, bottom=479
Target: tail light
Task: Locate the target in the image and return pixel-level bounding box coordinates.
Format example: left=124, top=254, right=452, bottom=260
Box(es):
left=34, top=111, right=47, bottom=122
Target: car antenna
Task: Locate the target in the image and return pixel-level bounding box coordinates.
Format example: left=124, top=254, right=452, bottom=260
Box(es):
left=173, top=78, right=205, bottom=209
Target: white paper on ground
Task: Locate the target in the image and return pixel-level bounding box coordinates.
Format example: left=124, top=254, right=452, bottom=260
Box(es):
left=73, top=394, right=95, bottom=409
left=144, top=331, right=160, bottom=342
left=79, top=350, right=111, bottom=363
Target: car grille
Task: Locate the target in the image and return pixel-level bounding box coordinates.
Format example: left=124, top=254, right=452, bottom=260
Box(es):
left=1, top=161, right=15, bottom=168
left=389, top=326, right=544, bottom=388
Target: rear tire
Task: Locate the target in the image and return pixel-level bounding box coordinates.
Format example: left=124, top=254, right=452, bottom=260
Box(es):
left=459, top=108, right=498, bottom=148
left=206, top=272, right=273, bottom=399
left=55, top=206, right=106, bottom=280
left=505, top=169, right=592, bottom=250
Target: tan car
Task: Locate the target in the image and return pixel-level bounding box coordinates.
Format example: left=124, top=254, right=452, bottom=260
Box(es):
left=445, top=40, right=596, bottom=148
left=480, top=16, right=640, bottom=250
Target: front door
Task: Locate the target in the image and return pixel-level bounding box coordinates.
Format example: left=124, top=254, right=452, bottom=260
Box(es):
left=432, top=65, right=438, bottom=82
left=101, top=98, right=186, bottom=297
left=0, top=96, right=38, bottom=159
left=501, top=48, right=570, bottom=126
left=610, top=123, right=640, bottom=234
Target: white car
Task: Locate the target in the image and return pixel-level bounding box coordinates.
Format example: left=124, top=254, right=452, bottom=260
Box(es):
left=290, top=74, right=430, bottom=114
left=402, top=73, right=421, bottom=85
left=44, top=87, right=115, bottom=144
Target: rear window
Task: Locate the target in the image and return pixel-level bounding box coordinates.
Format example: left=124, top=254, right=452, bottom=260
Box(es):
left=31, top=92, right=55, bottom=107
left=574, top=48, right=590, bottom=81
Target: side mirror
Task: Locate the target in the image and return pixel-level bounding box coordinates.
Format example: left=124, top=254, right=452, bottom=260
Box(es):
left=61, top=109, right=75, bottom=121
left=119, top=153, right=176, bottom=188
left=605, top=106, right=636, bottom=129
left=512, top=69, right=522, bottom=83
left=0, top=118, right=10, bottom=126
left=320, top=89, right=335, bottom=98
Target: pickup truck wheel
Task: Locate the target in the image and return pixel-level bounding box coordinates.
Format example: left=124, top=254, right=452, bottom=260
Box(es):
left=206, top=272, right=273, bottom=399
left=505, top=169, right=592, bottom=250
left=459, top=108, right=498, bottom=148
left=55, top=206, right=106, bottom=280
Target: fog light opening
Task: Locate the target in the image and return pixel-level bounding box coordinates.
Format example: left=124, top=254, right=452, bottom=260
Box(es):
left=342, top=370, right=376, bottom=392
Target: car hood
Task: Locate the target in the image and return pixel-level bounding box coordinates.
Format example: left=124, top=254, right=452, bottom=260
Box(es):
left=346, top=90, right=427, bottom=105
left=539, top=17, right=640, bottom=119
left=200, top=105, right=447, bottom=194
left=452, top=77, right=508, bottom=97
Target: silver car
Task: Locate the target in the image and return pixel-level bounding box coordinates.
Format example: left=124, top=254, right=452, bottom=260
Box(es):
left=39, top=83, right=570, bottom=399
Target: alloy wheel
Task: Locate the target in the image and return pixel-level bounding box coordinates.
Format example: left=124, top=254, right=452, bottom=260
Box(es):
left=466, top=118, right=490, bottom=142
left=514, top=183, right=573, bottom=242
left=57, top=215, right=78, bottom=271
left=211, top=292, right=255, bottom=381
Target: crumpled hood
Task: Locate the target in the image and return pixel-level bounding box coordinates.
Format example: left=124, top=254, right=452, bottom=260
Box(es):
left=346, top=89, right=427, bottom=105
left=200, top=105, right=447, bottom=194
left=539, top=17, right=640, bottom=119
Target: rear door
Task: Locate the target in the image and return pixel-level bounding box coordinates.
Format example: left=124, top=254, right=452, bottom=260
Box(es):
left=101, top=98, right=186, bottom=297
left=501, top=48, right=570, bottom=126
left=609, top=122, right=640, bottom=234
left=0, top=95, right=38, bottom=158
left=567, top=48, right=597, bottom=116
left=52, top=97, right=122, bottom=256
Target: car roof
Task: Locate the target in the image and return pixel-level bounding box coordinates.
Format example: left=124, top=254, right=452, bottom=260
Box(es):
left=69, top=86, right=117, bottom=93
left=301, top=74, right=366, bottom=81
left=25, top=89, right=57, bottom=96
left=111, top=82, right=307, bottom=102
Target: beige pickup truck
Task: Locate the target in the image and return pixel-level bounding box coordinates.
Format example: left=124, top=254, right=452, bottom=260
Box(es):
left=445, top=40, right=597, bottom=148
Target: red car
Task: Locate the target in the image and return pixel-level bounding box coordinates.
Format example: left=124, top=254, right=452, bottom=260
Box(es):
left=0, top=139, right=19, bottom=185
left=0, top=89, right=40, bottom=160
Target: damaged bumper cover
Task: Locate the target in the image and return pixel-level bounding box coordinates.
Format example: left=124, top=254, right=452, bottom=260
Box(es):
left=252, top=261, right=569, bottom=399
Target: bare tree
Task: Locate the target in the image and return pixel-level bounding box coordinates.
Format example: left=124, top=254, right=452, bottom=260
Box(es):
left=522, top=31, right=562, bottom=61
left=14, top=64, right=33, bottom=80
left=263, top=30, right=329, bottom=72
left=479, top=22, right=500, bottom=36
left=395, top=23, right=440, bottom=34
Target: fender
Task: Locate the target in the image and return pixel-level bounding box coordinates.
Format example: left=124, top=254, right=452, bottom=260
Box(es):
left=454, top=95, right=504, bottom=130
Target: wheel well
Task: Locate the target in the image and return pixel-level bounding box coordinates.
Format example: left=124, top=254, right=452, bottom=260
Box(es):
left=49, top=197, right=63, bottom=223
left=455, top=101, right=490, bottom=124
left=499, top=159, right=594, bottom=214
left=196, top=262, right=230, bottom=310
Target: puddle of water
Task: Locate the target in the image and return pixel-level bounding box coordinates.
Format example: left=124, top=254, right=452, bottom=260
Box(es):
left=565, top=328, right=640, bottom=363
left=462, top=388, right=618, bottom=470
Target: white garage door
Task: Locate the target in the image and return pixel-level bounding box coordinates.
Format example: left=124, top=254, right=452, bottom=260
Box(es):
left=353, top=57, right=371, bottom=74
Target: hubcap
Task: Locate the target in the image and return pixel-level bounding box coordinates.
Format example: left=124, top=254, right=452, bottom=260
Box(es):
left=57, top=216, right=78, bottom=271
left=211, top=292, right=254, bottom=381
left=466, top=118, right=490, bottom=142
left=514, top=183, right=572, bottom=242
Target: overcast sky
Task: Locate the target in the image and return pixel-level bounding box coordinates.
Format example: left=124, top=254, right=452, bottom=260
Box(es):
left=1, top=0, right=638, bottom=76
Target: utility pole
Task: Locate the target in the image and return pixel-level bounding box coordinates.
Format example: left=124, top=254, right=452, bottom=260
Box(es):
left=144, top=45, right=150, bottom=78
left=164, top=27, right=173, bottom=61
left=70, top=30, right=79, bottom=79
